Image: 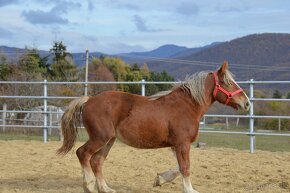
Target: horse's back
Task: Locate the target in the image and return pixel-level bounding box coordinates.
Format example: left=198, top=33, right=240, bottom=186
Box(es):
left=82, top=91, right=146, bottom=126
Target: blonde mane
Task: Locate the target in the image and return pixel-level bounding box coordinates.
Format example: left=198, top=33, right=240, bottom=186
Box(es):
left=148, top=70, right=235, bottom=105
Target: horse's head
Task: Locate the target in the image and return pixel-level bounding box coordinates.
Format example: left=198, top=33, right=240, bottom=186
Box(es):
left=213, top=61, right=250, bottom=111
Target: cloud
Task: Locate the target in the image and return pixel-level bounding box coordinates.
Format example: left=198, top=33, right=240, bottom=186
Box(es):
left=87, top=0, right=95, bottom=12
left=0, top=0, right=18, bottom=7
left=22, top=0, right=81, bottom=25
left=132, top=15, right=164, bottom=32
left=102, top=42, right=146, bottom=54
left=0, top=27, right=13, bottom=39
left=176, top=1, right=199, bottom=16
left=50, top=0, right=81, bottom=14
left=216, top=0, right=250, bottom=13
left=107, top=0, right=140, bottom=10
left=22, top=9, right=69, bottom=25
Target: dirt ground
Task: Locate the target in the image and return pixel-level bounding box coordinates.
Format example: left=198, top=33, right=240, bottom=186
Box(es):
left=0, top=140, right=289, bottom=193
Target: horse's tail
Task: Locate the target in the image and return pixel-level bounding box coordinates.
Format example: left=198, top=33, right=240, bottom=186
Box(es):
left=57, top=96, right=90, bottom=155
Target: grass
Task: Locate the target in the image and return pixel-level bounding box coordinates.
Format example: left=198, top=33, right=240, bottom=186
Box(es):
left=0, top=130, right=289, bottom=152
left=194, top=132, right=290, bottom=152
left=0, top=133, right=60, bottom=141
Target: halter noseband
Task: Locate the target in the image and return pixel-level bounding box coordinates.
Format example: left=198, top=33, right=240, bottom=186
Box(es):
left=213, top=72, right=243, bottom=105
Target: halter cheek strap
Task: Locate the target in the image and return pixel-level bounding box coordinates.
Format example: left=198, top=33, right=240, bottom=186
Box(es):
left=213, top=72, right=243, bottom=105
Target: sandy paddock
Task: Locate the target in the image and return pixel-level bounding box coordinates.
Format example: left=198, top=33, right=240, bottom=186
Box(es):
left=0, top=140, right=289, bottom=193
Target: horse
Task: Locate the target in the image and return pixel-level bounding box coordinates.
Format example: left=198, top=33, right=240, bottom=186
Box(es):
left=57, top=61, right=250, bottom=193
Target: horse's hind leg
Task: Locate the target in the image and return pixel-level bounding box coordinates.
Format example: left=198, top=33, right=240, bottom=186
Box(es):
left=77, top=132, right=114, bottom=193
left=90, top=137, right=116, bottom=193
left=77, top=140, right=104, bottom=193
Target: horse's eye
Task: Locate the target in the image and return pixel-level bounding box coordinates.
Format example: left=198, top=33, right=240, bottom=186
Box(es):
left=226, top=78, right=232, bottom=86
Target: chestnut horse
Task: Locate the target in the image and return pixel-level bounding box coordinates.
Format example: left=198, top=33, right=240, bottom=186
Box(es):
left=58, top=62, right=250, bottom=193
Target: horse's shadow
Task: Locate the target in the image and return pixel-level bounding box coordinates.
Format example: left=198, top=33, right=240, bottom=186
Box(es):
left=0, top=174, right=82, bottom=192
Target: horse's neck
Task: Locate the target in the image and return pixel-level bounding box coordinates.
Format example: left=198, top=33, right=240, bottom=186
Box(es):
left=169, top=88, right=213, bottom=120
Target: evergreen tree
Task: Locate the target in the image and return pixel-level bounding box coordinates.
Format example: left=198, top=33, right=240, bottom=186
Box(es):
left=49, top=41, right=77, bottom=81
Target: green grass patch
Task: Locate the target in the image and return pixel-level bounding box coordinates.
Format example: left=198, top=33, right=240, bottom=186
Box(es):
left=195, top=132, right=290, bottom=152
left=0, top=133, right=60, bottom=141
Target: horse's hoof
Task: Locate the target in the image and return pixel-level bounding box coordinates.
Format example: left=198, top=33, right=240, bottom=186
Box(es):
left=100, top=187, right=116, bottom=193
left=84, top=189, right=98, bottom=193
left=183, top=190, right=200, bottom=193
left=153, top=174, right=165, bottom=187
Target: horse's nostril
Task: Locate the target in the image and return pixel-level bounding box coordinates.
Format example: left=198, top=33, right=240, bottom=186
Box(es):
left=245, top=101, right=250, bottom=108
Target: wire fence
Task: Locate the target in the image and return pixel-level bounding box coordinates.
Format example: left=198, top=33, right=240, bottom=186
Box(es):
left=0, top=80, right=290, bottom=153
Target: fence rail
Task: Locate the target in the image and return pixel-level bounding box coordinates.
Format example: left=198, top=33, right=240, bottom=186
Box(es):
left=1, top=79, right=290, bottom=153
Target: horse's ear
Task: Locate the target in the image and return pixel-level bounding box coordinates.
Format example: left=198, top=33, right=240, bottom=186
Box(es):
left=218, top=61, right=228, bottom=75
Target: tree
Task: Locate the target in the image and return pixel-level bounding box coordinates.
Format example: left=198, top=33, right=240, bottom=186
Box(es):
left=17, top=49, right=47, bottom=80
left=49, top=41, right=77, bottom=81
left=88, top=58, right=116, bottom=95
left=50, top=60, right=78, bottom=81
left=272, top=90, right=282, bottom=99
left=140, top=63, right=150, bottom=79
left=286, top=92, right=290, bottom=99
left=0, top=54, right=11, bottom=80
left=145, top=71, right=174, bottom=96
left=50, top=41, right=72, bottom=63
left=102, top=57, right=128, bottom=82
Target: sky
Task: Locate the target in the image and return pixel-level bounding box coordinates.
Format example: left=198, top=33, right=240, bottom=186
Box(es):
left=0, top=0, right=289, bottom=54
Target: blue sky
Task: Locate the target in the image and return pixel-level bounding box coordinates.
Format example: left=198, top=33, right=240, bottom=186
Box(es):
left=0, top=0, right=289, bottom=54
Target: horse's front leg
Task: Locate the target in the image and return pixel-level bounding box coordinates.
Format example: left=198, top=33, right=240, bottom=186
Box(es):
left=175, top=143, right=199, bottom=193
left=153, top=168, right=180, bottom=186
left=153, top=147, right=180, bottom=186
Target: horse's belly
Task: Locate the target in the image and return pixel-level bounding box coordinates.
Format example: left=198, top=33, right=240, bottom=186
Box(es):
left=116, top=126, right=170, bottom=149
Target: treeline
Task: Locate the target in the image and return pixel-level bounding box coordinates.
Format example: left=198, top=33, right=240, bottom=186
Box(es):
left=0, top=41, right=174, bottom=109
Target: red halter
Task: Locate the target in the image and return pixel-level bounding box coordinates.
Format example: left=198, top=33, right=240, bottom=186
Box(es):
left=213, top=72, right=243, bottom=105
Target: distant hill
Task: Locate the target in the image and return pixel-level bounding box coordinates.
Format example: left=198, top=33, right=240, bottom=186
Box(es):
left=116, top=44, right=188, bottom=65
left=117, top=43, right=220, bottom=65
left=171, top=42, right=222, bottom=58
left=147, top=33, right=290, bottom=81
left=0, top=46, right=50, bottom=63
left=125, top=44, right=188, bottom=58
left=72, top=52, right=104, bottom=67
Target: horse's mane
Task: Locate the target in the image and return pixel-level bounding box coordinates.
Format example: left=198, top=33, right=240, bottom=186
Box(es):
left=148, top=70, right=235, bottom=105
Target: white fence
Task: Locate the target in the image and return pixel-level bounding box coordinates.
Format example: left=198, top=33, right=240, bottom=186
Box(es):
left=1, top=80, right=290, bottom=153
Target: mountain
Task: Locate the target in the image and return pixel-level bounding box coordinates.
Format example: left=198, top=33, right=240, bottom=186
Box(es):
left=0, top=46, right=50, bottom=63
left=125, top=44, right=188, bottom=58
left=171, top=42, right=222, bottom=58
left=72, top=52, right=104, bottom=67
left=117, top=43, right=220, bottom=65
left=147, top=33, right=290, bottom=81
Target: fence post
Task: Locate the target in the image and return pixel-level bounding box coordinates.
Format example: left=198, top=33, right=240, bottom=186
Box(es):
left=43, top=80, right=48, bottom=143
left=141, top=79, right=146, bottom=96
left=249, top=79, right=255, bottom=153
left=226, top=117, right=229, bottom=129
left=84, top=49, right=89, bottom=96
left=49, top=111, right=52, bottom=136
left=2, top=103, right=7, bottom=132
